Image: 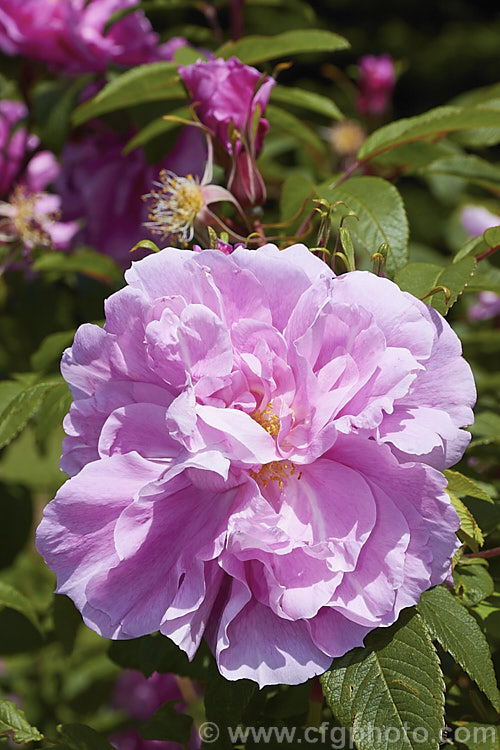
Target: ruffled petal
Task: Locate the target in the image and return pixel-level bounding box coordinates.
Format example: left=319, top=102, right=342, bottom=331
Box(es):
left=36, top=452, right=165, bottom=619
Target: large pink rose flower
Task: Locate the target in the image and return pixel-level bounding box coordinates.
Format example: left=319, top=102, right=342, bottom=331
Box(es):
left=37, top=245, right=474, bottom=687
left=0, top=0, right=185, bottom=74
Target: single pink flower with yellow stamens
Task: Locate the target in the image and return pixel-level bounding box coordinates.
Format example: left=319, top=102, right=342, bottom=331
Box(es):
left=142, top=141, right=244, bottom=245
left=0, top=101, right=78, bottom=264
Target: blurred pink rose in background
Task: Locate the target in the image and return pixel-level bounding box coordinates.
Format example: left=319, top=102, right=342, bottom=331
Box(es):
left=56, top=125, right=206, bottom=265
left=0, top=100, right=78, bottom=259
left=460, top=204, right=500, bottom=238
left=111, top=670, right=199, bottom=750
left=0, top=0, right=186, bottom=73
left=356, top=54, right=396, bottom=117
left=460, top=204, right=500, bottom=322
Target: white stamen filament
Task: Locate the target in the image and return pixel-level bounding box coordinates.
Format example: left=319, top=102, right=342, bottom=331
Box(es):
left=142, top=170, right=204, bottom=244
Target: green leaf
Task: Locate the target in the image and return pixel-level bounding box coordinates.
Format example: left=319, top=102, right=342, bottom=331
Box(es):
left=33, top=249, right=122, bottom=283
left=31, top=330, right=75, bottom=372
left=470, top=411, right=500, bottom=447
left=129, top=239, right=162, bottom=255
left=467, top=261, right=500, bottom=294
left=371, top=141, right=453, bottom=171
left=72, top=62, right=181, bottom=125
left=216, top=29, right=349, bottom=65
left=454, top=225, right=500, bottom=263
left=0, top=581, right=42, bottom=633
left=270, top=84, right=343, bottom=120
left=318, top=176, right=409, bottom=274
left=57, top=723, right=115, bottom=750
left=338, top=226, right=356, bottom=271
left=321, top=610, right=444, bottom=750
left=0, top=424, right=66, bottom=492
left=417, top=586, right=500, bottom=711
left=34, top=76, right=92, bottom=152
left=444, top=470, right=494, bottom=504
left=452, top=100, right=500, bottom=148
left=452, top=82, right=500, bottom=107
left=173, top=45, right=205, bottom=66
left=53, top=595, right=82, bottom=655
left=0, top=484, right=32, bottom=570
left=421, top=154, right=500, bottom=191
left=0, top=700, right=43, bottom=744
left=140, top=702, right=193, bottom=744
left=109, top=633, right=209, bottom=679
left=358, top=105, right=500, bottom=162
left=279, top=173, right=315, bottom=223
left=266, top=104, right=327, bottom=154
left=103, top=3, right=141, bottom=33
left=204, top=662, right=256, bottom=749
left=454, top=563, right=495, bottom=607
left=0, top=381, right=22, bottom=416
left=394, top=257, right=477, bottom=314
left=448, top=491, right=484, bottom=552
left=453, top=722, right=500, bottom=749
left=0, top=380, right=62, bottom=450
left=123, top=106, right=191, bottom=154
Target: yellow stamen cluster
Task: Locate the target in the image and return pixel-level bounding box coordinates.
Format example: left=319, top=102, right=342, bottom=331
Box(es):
left=142, top=170, right=203, bottom=244
left=10, top=186, right=53, bottom=248
left=252, top=400, right=281, bottom=437
left=250, top=460, right=301, bottom=490
left=250, top=401, right=301, bottom=490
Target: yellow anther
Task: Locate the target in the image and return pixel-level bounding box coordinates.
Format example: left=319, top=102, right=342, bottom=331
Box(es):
left=8, top=186, right=54, bottom=249
left=142, top=171, right=203, bottom=242
left=249, top=459, right=301, bottom=492
left=252, top=401, right=281, bottom=437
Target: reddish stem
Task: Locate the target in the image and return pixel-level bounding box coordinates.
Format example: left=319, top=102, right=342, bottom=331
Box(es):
left=476, top=244, right=500, bottom=262
left=464, top=547, right=500, bottom=560
left=329, top=159, right=362, bottom=189
left=231, top=0, right=245, bottom=41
